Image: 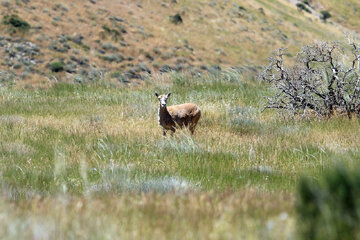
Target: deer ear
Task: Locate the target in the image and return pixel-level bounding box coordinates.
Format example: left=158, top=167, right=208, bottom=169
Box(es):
left=155, top=92, right=159, bottom=97
left=167, top=92, right=171, bottom=98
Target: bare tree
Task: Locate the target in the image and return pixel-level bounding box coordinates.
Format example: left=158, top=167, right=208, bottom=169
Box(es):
left=260, top=39, right=360, bottom=118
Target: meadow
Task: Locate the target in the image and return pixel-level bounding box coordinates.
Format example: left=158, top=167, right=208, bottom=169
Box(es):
left=0, top=70, right=359, bottom=239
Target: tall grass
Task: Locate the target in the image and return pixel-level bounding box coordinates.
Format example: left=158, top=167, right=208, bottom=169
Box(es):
left=0, top=70, right=359, bottom=238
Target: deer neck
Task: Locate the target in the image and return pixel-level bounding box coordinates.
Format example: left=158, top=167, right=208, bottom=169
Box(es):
left=158, top=105, right=172, bottom=125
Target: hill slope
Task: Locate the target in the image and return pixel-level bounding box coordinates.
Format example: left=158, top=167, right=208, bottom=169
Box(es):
left=0, top=0, right=359, bottom=86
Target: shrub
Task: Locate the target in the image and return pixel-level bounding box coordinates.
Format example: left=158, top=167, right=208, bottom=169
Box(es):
left=49, top=61, right=64, bottom=72
left=238, top=5, right=246, bottom=11
left=297, top=165, right=360, bottom=239
left=169, top=14, right=183, bottom=24
left=2, top=14, right=30, bottom=33
left=99, top=25, right=122, bottom=42
left=302, top=0, right=310, bottom=6
left=101, top=54, right=124, bottom=63
left=320, top=10, right=332, bottom=22
left=260, top=40, right=360, bottom=118
left=296, top=3, right=311, bottom=13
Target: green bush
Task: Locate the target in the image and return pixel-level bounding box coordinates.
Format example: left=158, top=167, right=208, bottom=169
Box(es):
left=297, top=165, right=360, bottom=240
left=169, top=14, right=183, bottom=24
left=2, top=14, right=30, bottom=33
left=49, top=62, right=64, bottom=73
left=302, top=0, right=310, bottom=6
left=320, top=10, right=332, bottom=22
left=296, top=3, right=311, bottom=13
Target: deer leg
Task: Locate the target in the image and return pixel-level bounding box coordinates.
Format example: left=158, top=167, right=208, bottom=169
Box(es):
left=163, top=129, right=167, bottom=136
left=190, top=114, right=200, bottom=135
left=189, top=125, right=195, bottom=135
left=190, top=128, right=194, bottom=135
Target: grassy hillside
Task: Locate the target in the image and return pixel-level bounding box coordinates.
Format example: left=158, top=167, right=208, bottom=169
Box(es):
left=316, top=0, right=360, bottom=30
left=0, top=72, right=359, bottom=238
left=0, top=0, right=358, bottom=86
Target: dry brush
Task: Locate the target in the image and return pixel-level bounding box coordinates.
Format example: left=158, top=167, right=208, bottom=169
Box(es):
left=260, top=39, right=360, bottom=118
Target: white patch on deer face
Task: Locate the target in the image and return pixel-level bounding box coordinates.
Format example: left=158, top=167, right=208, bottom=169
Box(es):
left=160, top=97, right=167, bottom=107
left=158, top=95, right=168, bottom=108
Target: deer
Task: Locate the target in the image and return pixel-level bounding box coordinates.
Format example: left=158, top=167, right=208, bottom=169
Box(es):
left=155, top=92, right=201, bottom=136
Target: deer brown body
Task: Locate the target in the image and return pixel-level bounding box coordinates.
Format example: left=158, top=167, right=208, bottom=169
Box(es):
left=156, top=93, right=201, bottom=136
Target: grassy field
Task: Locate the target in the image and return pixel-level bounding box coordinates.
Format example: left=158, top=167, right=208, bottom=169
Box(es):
left=0, top=71, right=359, bottom=239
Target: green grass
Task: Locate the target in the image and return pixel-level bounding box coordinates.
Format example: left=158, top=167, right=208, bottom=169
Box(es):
left=0, top=71, right=359, bottom=238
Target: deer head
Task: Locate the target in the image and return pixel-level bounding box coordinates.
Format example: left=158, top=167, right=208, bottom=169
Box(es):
left=155, top=92, right=171, bottom=108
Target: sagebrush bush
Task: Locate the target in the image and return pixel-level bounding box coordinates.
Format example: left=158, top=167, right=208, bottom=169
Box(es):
left=99, top=25, right=122, bottom=42
left=297, top=165, right=360, bottom=240
left=321, top=10, right=332, bottom=22
left=296, top=3, right=311, bottom=13
left=302, top=0, right=310, bottom=6
left=49, top=61, right=64, bottom=72
left=169, top=14, right=183, bottom=24
left=2, top=14, right=30, bottom=33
